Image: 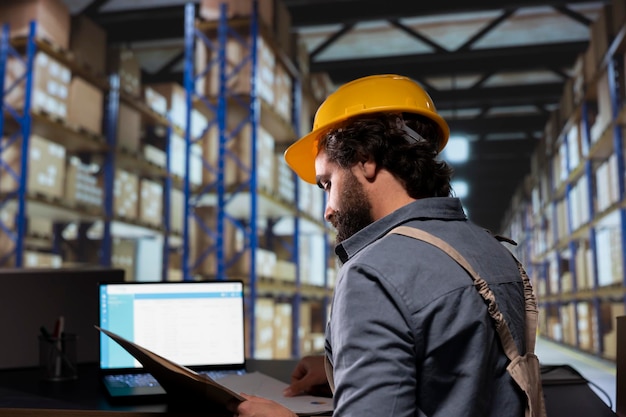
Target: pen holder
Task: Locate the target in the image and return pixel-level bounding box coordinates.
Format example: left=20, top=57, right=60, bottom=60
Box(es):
left=38, top=333, right=78, bottom=381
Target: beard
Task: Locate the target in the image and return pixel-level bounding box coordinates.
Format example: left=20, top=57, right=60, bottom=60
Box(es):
left=332, top=171, right=374, bottom=244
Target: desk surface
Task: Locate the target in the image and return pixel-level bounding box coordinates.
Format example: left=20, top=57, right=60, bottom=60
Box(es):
left=0, top=361, right=617, bottom=416
left=0, top=360, right=297, bottom=416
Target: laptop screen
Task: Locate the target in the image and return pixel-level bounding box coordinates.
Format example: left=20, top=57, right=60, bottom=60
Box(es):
left=98, top=280, right=245, bottom=371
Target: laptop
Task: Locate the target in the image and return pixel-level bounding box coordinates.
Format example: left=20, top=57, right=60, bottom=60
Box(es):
left=98, top=280, right=247, bottom=401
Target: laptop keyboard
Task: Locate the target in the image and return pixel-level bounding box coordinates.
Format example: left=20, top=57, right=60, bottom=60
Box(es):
left=199, top=369, right=247, bottom=381
left=105, top=373, right=160, bottom=388
left=105, top=369, right=247, bottom=388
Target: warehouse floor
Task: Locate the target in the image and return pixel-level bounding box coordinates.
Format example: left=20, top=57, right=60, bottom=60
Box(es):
left=537, top=336, right=617, bottom=412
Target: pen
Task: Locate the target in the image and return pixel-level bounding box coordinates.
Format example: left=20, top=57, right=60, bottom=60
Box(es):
left=53, top=316, right=64, bottom=378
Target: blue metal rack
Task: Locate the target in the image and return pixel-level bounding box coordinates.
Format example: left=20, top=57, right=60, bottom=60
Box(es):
left=182, top=1, right=325, bottom=358
left=0, top=21, right=174, bottom=279
left=528, top=25, right=626, bottom=358
left=0, top=22, right=36, bottom=267
left=100, top=74, right=120, bottom=267
left=182, top=1, right=269, bottom=356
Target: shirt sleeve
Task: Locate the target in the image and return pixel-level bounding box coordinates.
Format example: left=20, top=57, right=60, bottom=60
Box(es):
left=328, top=262, right=419, bottom=417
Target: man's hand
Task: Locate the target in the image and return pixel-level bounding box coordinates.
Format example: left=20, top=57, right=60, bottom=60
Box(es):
left=230, top=393, right=297, bottom=417
left=283, top=355, right=332, bottom=397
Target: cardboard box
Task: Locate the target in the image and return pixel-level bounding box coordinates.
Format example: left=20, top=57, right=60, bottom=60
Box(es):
left=113, top=169, right=139, bottom=220
left=254, top=298, right=275, bottom=359
left=66, top=77, right=104, bottom=135
left=273, top=303, right=293, bottom=359
left=0, top=0, right=70, bottom=50
left=273, top=0, right=293, bottom=57
left=590, top=70, right=612, bottom=144
left=27, top=135, right=65, bottom=198
left=112, top=238, right=137, bottom=281
left=139, top=178, right=163, bottom=226
left=108, top=47, right=142, bottom=98
left=274, top=153, right=295, bottom=204
left=235, top=125, right=275, bottom=193
left=64, top=156, right=103, bottom=208
left=195, top=35, right=275, bottom=105
left=170, top=188, right=185, bottom=234
left=199, top=0, right=292, bottom=57
left=23, top=251, right=62, bottom=268
left=117, top=103, right=142, bottom=152
left=309, top=72, right=335, bottom=104
left=274, top=62, right=293, bottom=123
left=0, top=134, right=66, bottom=199
left=70, top=15, right=107, bottom=76
left=27, top=217, right=53, bottom=237
left=144, top=86, right=168, bottom=117
left=170, top=132, right=203, bottom=185
left=146, top=83, right=187, bottom=130
left=4, top=51, right=71, bottom=120
left=200, top=0, right=275, bottom=28
left=143, top=144, right=167, bottom=168
left=192, top=205, right=238, bottom=276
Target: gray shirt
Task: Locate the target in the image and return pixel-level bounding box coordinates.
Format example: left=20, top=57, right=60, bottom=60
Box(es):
left=326, top=197, right=526, bottom=417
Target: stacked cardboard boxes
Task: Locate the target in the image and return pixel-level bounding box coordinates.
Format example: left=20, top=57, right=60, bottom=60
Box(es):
left=139, top=179, right=164, bottom=227
left=64, top=156, right=103, bottom=208
left=506, top=6, right=626, bottom=360
left=0, top=134, right=66, bottom=198
left=0, top=0, right=70, bottom=50
left=112, top=169, right=139, bottom=220
left=4, top=52, right=71, bottom=120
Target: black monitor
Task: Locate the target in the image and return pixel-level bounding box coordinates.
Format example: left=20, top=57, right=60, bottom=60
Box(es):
left=0, top=266, right=125, bottom=369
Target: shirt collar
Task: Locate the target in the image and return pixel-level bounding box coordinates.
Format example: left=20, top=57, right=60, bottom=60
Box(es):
left=334, top=197, right=467, bottom=263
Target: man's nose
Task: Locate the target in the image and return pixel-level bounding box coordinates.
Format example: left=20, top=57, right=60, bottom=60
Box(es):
left=324, top=205, right=335, bottom=223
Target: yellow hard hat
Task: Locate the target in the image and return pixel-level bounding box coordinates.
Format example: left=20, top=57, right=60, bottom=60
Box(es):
left=284, top=74, right=450, bottom=184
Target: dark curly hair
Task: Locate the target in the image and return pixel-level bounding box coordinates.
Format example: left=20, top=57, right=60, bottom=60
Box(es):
left=317, top=112, right=453, bottom=198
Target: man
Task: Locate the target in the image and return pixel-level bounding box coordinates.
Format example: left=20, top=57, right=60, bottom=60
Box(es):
left=232, top=74, right=528, bottom=417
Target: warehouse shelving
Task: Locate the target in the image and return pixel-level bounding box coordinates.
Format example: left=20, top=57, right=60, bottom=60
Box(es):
left=0, top=20, right=178, bottom=278
left=182, top=1, right=332, bottom=358
left=502, top=15, right=626, bottom=360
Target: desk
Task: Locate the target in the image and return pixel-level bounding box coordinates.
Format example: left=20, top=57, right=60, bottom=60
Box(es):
left=0, top=362, right=617, bottom=416
left=0, top=360, right=297, bottom=416
left=541, top=364, right=616, bottom=417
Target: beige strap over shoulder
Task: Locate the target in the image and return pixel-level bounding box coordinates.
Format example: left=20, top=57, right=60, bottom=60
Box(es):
left=387, top=225, right=547, bottom=417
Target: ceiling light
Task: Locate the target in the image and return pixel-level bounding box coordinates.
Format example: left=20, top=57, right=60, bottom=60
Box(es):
left=451, top=180, right=469, bottom=198
left=442, top=136, right=470, bottom=163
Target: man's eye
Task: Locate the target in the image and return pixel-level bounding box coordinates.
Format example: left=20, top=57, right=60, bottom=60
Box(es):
left=317, top=180, right=330, bottom=191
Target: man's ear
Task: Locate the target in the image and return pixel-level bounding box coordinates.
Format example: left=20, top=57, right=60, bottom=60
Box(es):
left=360, top=158, right=377, bottom=181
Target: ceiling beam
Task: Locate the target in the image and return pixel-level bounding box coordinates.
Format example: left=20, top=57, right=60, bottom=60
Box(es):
left=283, top=0, right=611, bottom=27
left=430, top=83, right=564, bottom=108
left=552, top=5, right=594, bottom=26
left=456, top=9, right=516, bottom=52
left=310, top=41, right=588, bottom=81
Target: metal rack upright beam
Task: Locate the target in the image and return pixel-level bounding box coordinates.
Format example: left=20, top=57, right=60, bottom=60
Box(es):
left=182, top=0, right=262, bottom=349
left=99, top=74, right=120, bottom=267
left=0, top=22, right=36, bottom=267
